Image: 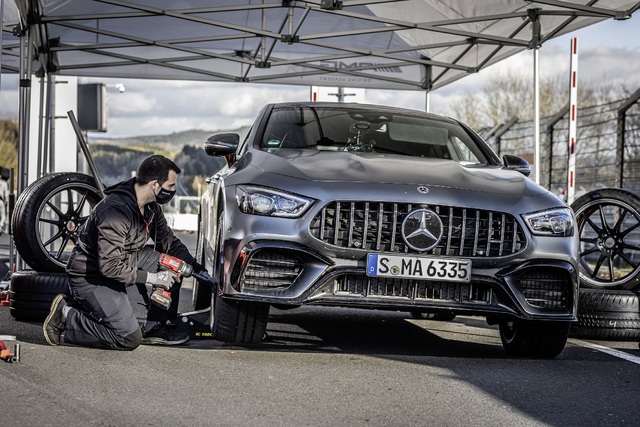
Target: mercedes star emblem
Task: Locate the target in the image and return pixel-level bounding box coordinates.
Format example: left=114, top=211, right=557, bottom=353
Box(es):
left=401, top=208, right=443, bottom=251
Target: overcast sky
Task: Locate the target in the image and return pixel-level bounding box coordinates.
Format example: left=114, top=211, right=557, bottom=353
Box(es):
left=1, top=14, right=639, bottom=138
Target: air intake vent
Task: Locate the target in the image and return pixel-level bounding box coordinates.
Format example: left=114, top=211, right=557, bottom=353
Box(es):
left=333, top=274, right=492, bottom=304
left=241, top=250, right=304, bottom=291
left=516, top=270, right=571, bottom=310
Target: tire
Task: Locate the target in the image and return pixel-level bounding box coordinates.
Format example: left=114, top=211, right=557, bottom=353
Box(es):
left=571, top=188, right=640, bottom=290
left=570, top=289, right=640, bottom=340
left=192, top=212, right=211, bottom=310
left=9, top=270, right=70, bottom=322
left=213, top=295, right=270, bottom=344
left=409, top=311, right=456, bottom=321
left=208, top=211, right=269, bottom=344
left=12, top=172, right=103, bottom=273
left=499, top=319, right=571, bottom=358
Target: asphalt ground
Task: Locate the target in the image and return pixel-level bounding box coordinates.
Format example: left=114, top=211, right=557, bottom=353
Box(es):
left=2, top=232, right=640, bottom=426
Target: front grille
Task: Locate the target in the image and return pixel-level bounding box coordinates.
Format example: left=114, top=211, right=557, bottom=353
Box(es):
left=310, top=201, right=526, bottom=257
left=516, top=270, right=571, bottom=309
left=240, top=249, right=304, bottom=290
left=333, top=274, right=492, bottom=304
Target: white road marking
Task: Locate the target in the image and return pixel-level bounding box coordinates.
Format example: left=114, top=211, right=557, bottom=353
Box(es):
left=570, top=339, right=640, bottom=365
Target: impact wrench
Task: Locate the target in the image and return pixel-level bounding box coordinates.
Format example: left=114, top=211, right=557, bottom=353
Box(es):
left=150, top=254, right=212, bottom=310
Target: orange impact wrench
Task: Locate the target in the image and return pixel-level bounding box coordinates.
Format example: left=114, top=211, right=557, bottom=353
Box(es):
left=150, top=254, right=206, bottom=310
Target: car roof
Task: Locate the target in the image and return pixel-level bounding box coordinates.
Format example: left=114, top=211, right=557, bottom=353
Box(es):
left=267, top=102, right=457, bottom=124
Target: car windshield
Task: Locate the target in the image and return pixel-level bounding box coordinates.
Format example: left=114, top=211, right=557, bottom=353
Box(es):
left=259, top=106, right=489, bottom=165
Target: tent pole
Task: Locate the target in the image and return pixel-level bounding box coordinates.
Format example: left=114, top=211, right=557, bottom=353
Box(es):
left=17, top=25, right=32, bottom=195
left=36, top=76, right=45, bottom=178
left=0, top=0, right=4, bottom=88
left=529, top=9, right=542, bottom=184
left=423, top=61, right=432, bottom=113
left=44, top=75, right=53, bottom=174
left=533, top=46, right=540, bottom=184
left=16, top=24, right=33, bottom=272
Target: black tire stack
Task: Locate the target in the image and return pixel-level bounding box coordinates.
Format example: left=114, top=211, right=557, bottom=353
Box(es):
left=570, top=188, right=640, bottom=341
left=9, top=173, right=102, bottom=322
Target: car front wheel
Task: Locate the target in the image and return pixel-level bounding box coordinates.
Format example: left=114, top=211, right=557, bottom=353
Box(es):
left=211, top=293, right=270, bottom=344
left=499, top=319, right=571, bottom=358
left=208, top=210, right=270, bottom=344
left=409, top=311, right=456, bottom=321
left=192, top=212, right=211, bottom=311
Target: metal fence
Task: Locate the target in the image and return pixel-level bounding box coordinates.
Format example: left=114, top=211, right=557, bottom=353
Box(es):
left=480, top=88, right=640, bottom=196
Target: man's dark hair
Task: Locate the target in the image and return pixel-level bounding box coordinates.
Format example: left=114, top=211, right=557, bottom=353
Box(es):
left=136, top=155, right=181, bottom=185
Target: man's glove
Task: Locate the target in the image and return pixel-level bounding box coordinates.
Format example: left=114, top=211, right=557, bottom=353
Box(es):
left=146, top=271, right=178, bottom=290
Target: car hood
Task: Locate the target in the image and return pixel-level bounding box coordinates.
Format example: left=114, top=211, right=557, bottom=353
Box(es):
left=248, top=149, right=543, bottom=197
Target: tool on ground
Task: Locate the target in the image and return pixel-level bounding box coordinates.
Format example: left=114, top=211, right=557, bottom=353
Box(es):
left=0, top=282, right=10, bottom=306
left=150, top=254, right=212, bottom=310
left=0, top=340, right=19, bottom=363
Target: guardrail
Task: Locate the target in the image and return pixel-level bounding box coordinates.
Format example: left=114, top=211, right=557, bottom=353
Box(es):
left=162, top=195, right=199, bottom=233
left=480, top=88, right=640, bottom=194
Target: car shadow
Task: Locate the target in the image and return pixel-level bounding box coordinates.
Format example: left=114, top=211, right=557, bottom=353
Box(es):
left=199, top=306, right=507, bottom=359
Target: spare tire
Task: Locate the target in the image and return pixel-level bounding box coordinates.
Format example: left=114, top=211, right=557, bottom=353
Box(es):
left=9, top=270, right=71, bottom=322
left=572, top=188, right=640, bottom=290
left=570, top=288, right=640, bottom=340
left=12, top=172, right=102, bottom=273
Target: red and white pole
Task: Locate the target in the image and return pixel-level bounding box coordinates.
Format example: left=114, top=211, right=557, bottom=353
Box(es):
left=566, top=38, right=579, bottom=204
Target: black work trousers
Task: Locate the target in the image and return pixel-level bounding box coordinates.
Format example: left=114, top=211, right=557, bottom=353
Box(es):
left=63, top=247, right=182, bottom=350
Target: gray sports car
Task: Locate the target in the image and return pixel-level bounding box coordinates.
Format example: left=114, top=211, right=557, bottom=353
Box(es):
left=196, top=102, right=578, bottom=357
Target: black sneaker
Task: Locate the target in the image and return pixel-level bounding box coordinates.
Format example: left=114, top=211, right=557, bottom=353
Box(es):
left=43, top=294, right=67, bottom=346
left=142, top=324, right=190, bottom=346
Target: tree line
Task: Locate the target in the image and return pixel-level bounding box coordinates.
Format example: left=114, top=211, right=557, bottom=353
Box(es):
left=450, top=70, right=631, bottom=130
left=91, top=143, right=226, bottom=195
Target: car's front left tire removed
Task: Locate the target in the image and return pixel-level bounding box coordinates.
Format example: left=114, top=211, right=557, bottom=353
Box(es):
left=10, top=271, right=70, bottom=322
left=570, top=288, right=640, bottom=340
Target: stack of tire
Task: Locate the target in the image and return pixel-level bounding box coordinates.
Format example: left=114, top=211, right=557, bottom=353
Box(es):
left=570, top=188, right=640, bottom=341
left=9, top=173, right=102, bottom=322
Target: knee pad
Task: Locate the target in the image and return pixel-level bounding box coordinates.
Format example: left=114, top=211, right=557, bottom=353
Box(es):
left=121, top=327, right=143, bottom=350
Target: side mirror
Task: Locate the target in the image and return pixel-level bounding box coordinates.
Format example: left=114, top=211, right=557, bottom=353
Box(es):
left=503, top=154, right=531, bottom=177
left=204, top=133, right=239, bottom=156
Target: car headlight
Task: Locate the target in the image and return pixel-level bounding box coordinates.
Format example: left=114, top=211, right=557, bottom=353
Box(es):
left=236, top=186, right=314, bottom=218
left=522, top=207, right=574, bottom=237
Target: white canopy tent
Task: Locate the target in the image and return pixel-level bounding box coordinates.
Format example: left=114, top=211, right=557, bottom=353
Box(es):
left=2, top=0, right=640, bottom=191
left=4, top=0, right=640, bottom=88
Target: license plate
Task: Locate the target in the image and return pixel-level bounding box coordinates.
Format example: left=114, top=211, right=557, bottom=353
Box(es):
left=366, top=254, right=471, bottom=282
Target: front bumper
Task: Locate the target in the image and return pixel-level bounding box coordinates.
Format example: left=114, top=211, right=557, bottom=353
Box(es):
left=221, top=240, right=578, bottom=322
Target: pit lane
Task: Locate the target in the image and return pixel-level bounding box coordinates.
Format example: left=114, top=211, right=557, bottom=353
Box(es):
left=1, top=233, right=640, bottom=426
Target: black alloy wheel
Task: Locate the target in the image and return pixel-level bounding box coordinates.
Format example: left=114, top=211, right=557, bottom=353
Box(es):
left=12, top=173, right=102, bottom=273
left=572, top=188, right=640, bottom=290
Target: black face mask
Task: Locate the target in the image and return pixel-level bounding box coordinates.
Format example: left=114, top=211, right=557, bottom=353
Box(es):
left=155, top=186, right=175, bottom=205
